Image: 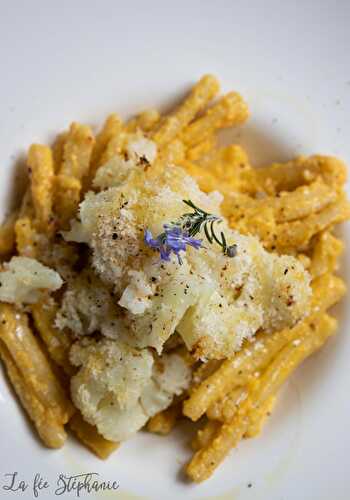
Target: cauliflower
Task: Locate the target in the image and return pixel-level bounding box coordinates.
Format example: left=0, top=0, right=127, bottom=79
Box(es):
left=70, top=338, right=191, bottom=441
left=93, top=156, right=135, bottom=191
left=118, top=270, right=153, bottom=315
left=0, top=256, right=63, bottom=304
left=61, top=138, right=311, bottom=360
left=55, top=270, right=125, bottom=339
left=126, top=136, right=157, bottom=163
left=177, top=234, right=312, bottom=358
left=92, top=135, right=157, bottom=191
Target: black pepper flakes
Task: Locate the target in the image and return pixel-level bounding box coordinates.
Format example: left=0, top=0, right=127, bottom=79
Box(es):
left=138, top=155, right=150, bottom=166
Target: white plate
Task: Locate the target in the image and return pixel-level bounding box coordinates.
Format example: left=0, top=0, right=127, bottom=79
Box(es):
left=0, top=2, right=349, bottom=499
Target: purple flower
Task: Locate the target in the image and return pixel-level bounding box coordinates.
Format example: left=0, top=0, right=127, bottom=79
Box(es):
left=144, top=225, right=202, bottom=264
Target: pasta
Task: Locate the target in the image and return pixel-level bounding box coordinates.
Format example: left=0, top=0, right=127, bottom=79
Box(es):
left=0, top=304, right=73, bottom=423
left=147, top=400, right=183, bottom=435
left=54, top=175, right=82, bottom=228
left=93, top=115, right=124, bottom=170
left=69, top=412, right=119, bottom=459
left=0, top=212, right=17, bottom=257
left=310, top=231, right=344, bottom=278
left=0, top=340, right=67, bottom=448
left=31, top=299, right=74, bottom=376
left=59, top=122, right=95, bottom=180
left=125, top=109, right=160, bottom=134
left=15, top=216, right=38, bottom=258
left=89, top=114, right=122, bottom=174
left=152, top=74, right=220, bottom=147
left=183, top=272, right=346, bottom=422
left=181, top=92, right=249, bottom=147
left=191, top=419, right=222, bottom=451
left=186, top=314, right=337, bottom=482
left=0, top=75, right=348, bottom=482
left=27, top=144, right=55, bottom=232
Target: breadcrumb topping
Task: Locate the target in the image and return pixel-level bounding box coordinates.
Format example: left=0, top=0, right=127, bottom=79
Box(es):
left=61, top=139, right=311, bottom=360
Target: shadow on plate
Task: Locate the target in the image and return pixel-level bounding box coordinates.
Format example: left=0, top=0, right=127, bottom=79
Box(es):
left=2, top=153, right=28, bottom=216
left=219, top=122, right=303, bottom=167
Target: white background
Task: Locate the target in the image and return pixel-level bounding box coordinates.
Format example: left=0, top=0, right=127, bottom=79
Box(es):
left=0, top=1, right=349, bottom=499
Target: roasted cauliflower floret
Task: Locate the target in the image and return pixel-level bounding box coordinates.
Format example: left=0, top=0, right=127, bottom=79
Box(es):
left=70, top=338, right=191, bottom=441
left=93, top=136, right=157, bottom=191
left=0, top=256, right=63, bottom=304
left=55, top=270, right=125, bottom=339
left=62, top=143, right=311, bottom=360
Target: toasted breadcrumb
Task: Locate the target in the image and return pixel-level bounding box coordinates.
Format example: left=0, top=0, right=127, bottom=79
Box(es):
left=62, top=139, right=311, bottom=359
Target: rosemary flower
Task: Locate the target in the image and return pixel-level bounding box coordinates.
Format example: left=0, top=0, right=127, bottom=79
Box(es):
left=144, top=225, right=202, bottom=264
left=144, top=199, right=237, bottom=264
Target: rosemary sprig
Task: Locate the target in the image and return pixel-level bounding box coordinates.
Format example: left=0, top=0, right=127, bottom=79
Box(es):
left=181, top=200, right=237, bottom=257
left=144, top=199, right=237, bottom=264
